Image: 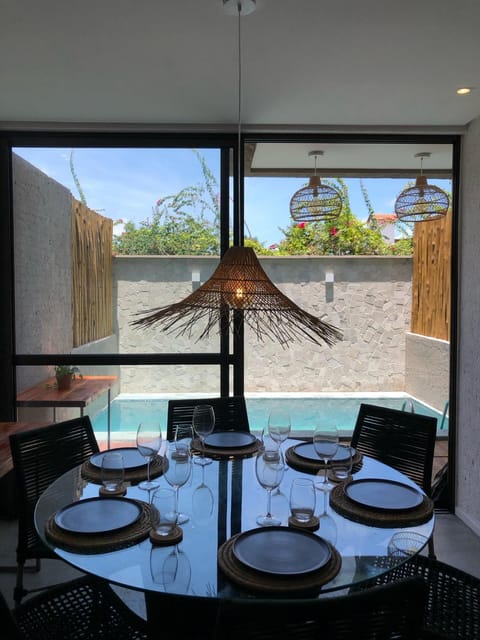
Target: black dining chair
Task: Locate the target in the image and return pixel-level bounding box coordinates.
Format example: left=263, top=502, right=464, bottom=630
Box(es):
left=355, top=554, right=480, bottom=640
left=213, top=577, right=428, bottom=640
left=9, top=416, right=100, bottom=605
left=1, top=575, right=148, bottom=640
left=166, top=395, right=250, bottom=442
left=350, top=402, right=437, bottom=557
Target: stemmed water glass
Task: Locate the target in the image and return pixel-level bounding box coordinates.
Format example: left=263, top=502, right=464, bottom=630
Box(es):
left=255, top=447, right=285, bottom=526
left=267, top=408, right=291, bottom=460
left=313, top=423, right=339, bottom=492
left=136, top=421, right=163, bottom=491
left=164, top=441, right=192, bottom=524
left=192, top=404, right=215, bottom=466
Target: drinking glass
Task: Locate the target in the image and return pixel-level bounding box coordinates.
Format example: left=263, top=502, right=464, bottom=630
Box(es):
left=164, top=442, right=192, bottom=524
left=100, top=452, right=125, bottom=493
left=289, top=477, right=316, bottom=523
left=136, top=421, right=162, bottom=491
left=267, top=408, right=291, bottom=459
left=192, top=405, right=215, bottom=466
left=174, top=424, right=194, bottom=454
left=388, top=532, right=428, bottom=559
left=150, top=487, right=178, bottom=537
left=313, top=423, right=339, bottom=492
left=255, top=447, right=285, bottom=526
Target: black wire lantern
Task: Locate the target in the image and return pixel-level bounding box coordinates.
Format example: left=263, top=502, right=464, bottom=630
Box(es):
left=394, top=153, right=449, bottom=222
left=290, top=151, right=343, bottom=223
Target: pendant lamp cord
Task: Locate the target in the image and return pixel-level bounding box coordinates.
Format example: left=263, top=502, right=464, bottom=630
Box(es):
left=237, top=2, right=242, bottom=231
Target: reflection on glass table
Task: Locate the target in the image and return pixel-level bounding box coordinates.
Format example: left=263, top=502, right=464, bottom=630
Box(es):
left=34, top=438, right=434, bottom=600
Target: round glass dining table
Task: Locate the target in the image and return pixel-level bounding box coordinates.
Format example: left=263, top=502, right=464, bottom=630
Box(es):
left=34, top=439, right=434, bottom=602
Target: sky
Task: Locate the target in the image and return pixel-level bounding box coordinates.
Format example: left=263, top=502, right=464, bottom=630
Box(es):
left=13, top=147, right=452, bottom=247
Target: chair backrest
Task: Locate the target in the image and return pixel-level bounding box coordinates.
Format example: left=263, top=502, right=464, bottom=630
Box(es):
left=350, top=403, right=437, bottom=494
left=9, top=416, right=99, bottom=561
left=166, top=396, right=250, bottom=441
left=213, top=577, right=427, bottom=640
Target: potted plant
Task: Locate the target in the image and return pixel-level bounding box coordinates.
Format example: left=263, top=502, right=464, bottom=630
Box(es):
left=55, top=365, right=82, bottom=391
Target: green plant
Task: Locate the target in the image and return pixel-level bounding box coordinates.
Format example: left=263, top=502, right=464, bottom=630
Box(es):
left=55, top=365, right=82, bottom=380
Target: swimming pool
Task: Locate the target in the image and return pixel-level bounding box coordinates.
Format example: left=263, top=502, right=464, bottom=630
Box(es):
left=91, top=393, right=448, bottom=440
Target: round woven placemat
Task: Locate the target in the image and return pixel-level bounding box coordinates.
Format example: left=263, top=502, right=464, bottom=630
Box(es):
left=285, top=444, right=363, bottom=476
left=218, top=532, right=341, bottom=594
left=191, top=437, right=262, bottom=460
left=45, top=499, right=153, bottom=553
left=81, top=454, right=165, bottom=485
left=329, top=480, right=434, bottom=528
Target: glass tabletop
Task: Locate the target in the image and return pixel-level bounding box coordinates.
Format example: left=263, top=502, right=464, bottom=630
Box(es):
left=34, top=439, right=434, bottom=600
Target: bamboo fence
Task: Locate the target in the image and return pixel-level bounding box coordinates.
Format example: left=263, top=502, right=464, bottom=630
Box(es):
left=72, top=200, right=113, bottom=347
left=411, top=209, right=451, bottom=341
left=70, top=197, right=450, bottom=347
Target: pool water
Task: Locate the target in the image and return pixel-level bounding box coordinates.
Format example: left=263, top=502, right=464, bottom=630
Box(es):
left=91, top=394, right=448, bottom=438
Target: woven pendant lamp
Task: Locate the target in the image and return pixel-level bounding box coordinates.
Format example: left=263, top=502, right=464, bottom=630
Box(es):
left=133, top=246, right=342, bottom=348
left=133, top=3, right=341, bottom=349
left=290, top=151, right=343, bottom=223
left=394, top=152, right=449, bottom=222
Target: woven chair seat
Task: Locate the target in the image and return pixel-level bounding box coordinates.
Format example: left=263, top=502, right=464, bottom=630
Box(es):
left=1, top=576, right=147, bottom=640
left=354, top=554, right=480, bottom=640
left=213, top=577, right=427, bottom=640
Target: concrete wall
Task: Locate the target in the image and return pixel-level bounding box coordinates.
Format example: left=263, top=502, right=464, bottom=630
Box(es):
left=456, top=115, right=480, bottom=535
left=405, top=333, right=450, bottom=413
left=13, top=155, right=120, bottom=422
left=114, top=255, right=414, bottom=394
left=13, top=154, right=73, bottom=397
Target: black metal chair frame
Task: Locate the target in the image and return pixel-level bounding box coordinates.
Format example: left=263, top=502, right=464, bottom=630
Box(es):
left=1, top=575, right=148, bottom=640
left=9, top=416, right=99, bottom=605
left=166, top=395, right=250, bottom=442
left=350, top=402, right=438, bottom=557
left=213, top=576, right=428, bottom=640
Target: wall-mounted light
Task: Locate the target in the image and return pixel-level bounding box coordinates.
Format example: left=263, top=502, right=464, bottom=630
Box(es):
left=325, top=271, right=334, bottom=283
left=192, top=270, right=201, bottom=291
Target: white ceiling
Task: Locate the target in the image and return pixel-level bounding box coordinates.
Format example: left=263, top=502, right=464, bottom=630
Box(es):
left=1, top=0, right=476, bottom=174
left=1, top=0, right=479, bottom=128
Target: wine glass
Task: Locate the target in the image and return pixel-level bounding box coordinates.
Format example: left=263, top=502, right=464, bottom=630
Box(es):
left=164, top=442, right=192, bottom=524
left=255, top=447, right=285, bottom=526
left=313, top=423, right=339, bottom=492
left=192, top=405, right=215, bottom=466
left=136, top=421, right=162, bottom=491
left=267, top=408, right=291, bottom=459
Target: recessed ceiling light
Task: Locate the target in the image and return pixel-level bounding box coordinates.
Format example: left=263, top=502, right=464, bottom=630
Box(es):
left=457, top=87, right=473, bottom=95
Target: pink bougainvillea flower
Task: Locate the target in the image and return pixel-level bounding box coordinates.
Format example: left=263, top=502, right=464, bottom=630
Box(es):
left=329, top=227, right=338, bottom=236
